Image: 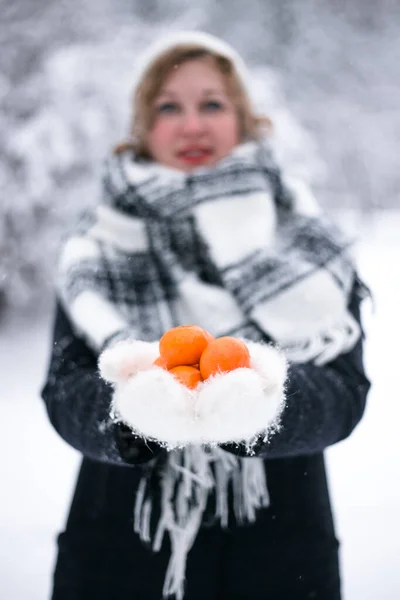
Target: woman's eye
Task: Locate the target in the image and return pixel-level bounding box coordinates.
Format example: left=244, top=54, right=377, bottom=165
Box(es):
left=156, top=102, right=180, bottom=114
left=202, top=100, right=224, bottom=112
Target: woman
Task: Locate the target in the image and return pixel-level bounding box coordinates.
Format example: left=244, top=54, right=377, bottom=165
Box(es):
left=42, top=31, right=371, bottom=600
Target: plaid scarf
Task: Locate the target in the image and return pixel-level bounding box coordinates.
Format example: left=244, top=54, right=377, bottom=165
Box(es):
left=57, top=139, right=360, bottom=600
left=59, top=139, right=360, bottom=363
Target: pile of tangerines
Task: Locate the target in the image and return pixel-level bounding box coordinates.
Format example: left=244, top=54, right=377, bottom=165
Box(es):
left=153, top=325, right=251, bottom=389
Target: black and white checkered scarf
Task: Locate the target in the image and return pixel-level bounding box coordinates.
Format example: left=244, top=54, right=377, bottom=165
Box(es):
left=58, top=139, right=360, bottom=364
left=57, top=139, right=361, bottom=599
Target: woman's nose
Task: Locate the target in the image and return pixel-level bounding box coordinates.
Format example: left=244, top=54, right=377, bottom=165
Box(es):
left=181, top=111, right=204, bottom=135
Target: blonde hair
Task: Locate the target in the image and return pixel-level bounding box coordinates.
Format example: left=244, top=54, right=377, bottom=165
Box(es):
left=114, top=44, right=272, bottom=157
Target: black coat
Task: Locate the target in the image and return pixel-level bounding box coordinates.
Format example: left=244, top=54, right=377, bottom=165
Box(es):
left=41, top=287, right=370, bottom=600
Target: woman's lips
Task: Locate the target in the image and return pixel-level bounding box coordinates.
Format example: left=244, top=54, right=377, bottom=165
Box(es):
left=177, top=148, right=213, bottom=165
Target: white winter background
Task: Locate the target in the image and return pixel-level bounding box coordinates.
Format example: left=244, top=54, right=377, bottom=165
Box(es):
left=1, top=2, right=399, bottom=599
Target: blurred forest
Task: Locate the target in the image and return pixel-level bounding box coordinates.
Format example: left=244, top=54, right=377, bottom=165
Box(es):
left=1, top=0, right=399, bottom=310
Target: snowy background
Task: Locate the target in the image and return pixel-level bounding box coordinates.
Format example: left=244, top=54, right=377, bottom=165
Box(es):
left=1, top=1, right=399, bottom=598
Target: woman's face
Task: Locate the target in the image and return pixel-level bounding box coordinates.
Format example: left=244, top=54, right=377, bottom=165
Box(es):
left=146, top=58, right=240, bottom=171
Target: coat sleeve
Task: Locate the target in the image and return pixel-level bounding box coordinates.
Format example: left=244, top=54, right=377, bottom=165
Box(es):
left=41, top=301, right=164, bottom=466
left=222, top=283, right=371, bottom=459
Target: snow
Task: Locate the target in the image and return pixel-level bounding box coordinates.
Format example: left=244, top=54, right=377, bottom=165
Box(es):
left=0, top=210, right=399, bottom=599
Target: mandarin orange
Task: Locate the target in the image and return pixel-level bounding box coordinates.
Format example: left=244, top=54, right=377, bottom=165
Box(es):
left=159, top=325, right=214, bottom=369
left=169, top=365, right=203, bottom=389
left=153, top=356, right=168, bottom=369
left=199, top=336, right=251, bottom=379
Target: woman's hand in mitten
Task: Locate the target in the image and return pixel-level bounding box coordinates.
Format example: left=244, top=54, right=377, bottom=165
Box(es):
left=98, top=326, right=288, bottom=450
left=99, top=339, right=159, bottom=384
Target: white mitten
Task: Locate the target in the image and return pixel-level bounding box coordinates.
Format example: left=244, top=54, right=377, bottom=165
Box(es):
left=98, top=339, right=160, bottom=383
left=98, top=339, right=287, bottom=449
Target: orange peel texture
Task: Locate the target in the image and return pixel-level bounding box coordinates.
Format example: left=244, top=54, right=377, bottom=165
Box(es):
left=199, top=336, right=251, bottom=379
left=169, top=365, right=203, bottom=389
left=159, top=325, right=214, bottom=369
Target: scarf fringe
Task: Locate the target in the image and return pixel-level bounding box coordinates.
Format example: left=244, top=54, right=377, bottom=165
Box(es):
left=133, top=445, right=269, bottom=600
left=280, top=310, right=361, bottom=366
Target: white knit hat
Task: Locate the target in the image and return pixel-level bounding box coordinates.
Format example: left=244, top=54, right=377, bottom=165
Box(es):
left=131, top=30, right=257, bottom=107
